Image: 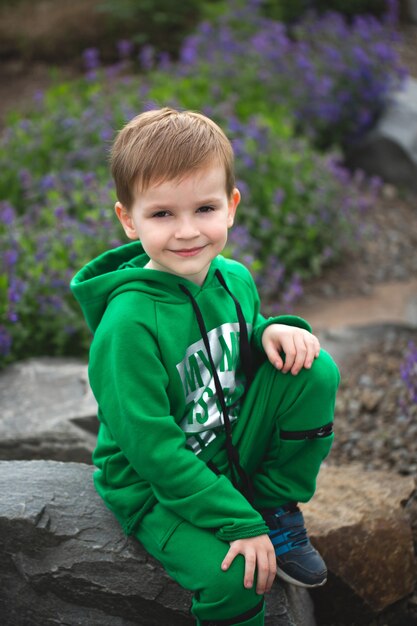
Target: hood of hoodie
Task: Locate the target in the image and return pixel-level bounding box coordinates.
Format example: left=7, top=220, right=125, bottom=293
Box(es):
left=70, top=241, right=225, bottom=333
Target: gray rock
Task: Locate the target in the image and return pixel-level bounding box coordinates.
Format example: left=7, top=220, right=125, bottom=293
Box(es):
left=0, top=460, right=315, bottom=626
left=0, top=358, right=97, bottom=462
left=403, top=0, right=417, bottom=22
left=345, top=77, right=417, bottom=191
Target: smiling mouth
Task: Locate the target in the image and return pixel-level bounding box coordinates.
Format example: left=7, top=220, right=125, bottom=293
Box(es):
left=171, top=246, right=206, bottom=257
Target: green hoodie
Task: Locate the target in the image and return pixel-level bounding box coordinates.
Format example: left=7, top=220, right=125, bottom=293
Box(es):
left=71, top=241, right=311, bottom=541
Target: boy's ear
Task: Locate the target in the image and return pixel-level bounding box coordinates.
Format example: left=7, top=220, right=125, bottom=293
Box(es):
left=227, top=188, right=240, bottom=228
left=115, top=202, right=138, bottom=240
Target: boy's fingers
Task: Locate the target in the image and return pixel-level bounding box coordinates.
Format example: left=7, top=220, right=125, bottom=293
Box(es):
left=267, top=551, right=277, bottom=591
left=300, top=341, right=316, bottom=369
left=255, top=553, right=270, bottom=594
left=280, top=339, right=296, bottom=373
left=221, top=545, right=238, bottom=571
left=290, top=336, right=308, bottom=374
left=270, top=350, right=284, bottom=370
left=244, top=550, right=256, bottom=589
left=305, top=337, right=320, bottom=368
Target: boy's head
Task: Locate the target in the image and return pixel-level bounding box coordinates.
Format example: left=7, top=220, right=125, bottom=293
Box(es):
left=111, top=108, right=240, bottom=285
left=110, top=107, right=235, bottom=210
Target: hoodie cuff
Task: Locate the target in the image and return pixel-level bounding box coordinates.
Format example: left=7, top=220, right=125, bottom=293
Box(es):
left=215, top=520, right=270, bottom=542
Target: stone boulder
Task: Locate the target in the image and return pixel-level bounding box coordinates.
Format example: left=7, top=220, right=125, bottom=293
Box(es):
left=0, top=358, right=97, bottom=463
left=302, top=464, right=416, bottom=625
left=0, top=460, right=315, bottom=626
left=345, top=77, right=417, bottom=191
left=402, top=0, right=417, bottom=22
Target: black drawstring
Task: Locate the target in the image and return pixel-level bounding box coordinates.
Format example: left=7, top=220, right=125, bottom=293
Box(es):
left=214, top=270, right=254, bottom=387
left=179, top=271, right=254, bottom=503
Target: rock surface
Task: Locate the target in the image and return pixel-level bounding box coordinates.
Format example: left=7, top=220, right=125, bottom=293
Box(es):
left=345, top=77, right=417, bottom=191
left=303, top=464, right=416, bottom=624
left=0, top=460, right=315, bottom=626
left=0, top=358, right=97, bottom=463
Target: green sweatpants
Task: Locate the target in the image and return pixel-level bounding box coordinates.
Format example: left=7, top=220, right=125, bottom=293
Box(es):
left=135, top=349, right=340, bottom=625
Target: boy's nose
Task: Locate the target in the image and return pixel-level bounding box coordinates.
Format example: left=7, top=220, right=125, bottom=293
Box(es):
left=175, top=219, right=200, bottom=239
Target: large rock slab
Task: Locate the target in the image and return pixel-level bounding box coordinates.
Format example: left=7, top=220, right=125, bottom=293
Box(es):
left=303, top=464, right=416, bottom=624
left=345, top=77, right=417, bottom=191
left=0, top=358, right=97, bottom=462
left=0, top=460, right=315, bottom=626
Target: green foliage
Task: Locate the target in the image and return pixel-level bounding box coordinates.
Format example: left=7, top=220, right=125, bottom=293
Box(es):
left=261, top=0, right=390, bottom=22
left=314, top=0, right=389, bottom=18
left=261, top=0, right=311, bottom=23
left=97, top=0, right=223, bottom=54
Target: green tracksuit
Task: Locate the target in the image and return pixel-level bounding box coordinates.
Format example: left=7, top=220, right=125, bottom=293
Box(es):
left=71, top=241, right=340, bottom=625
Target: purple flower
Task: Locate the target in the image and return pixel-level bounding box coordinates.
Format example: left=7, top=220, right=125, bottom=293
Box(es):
left=274, top=189, right=286, bottom=207
left=158, top=52, right=171, bottom=71
left=40, top=174, right=56, bottom=191
left=83, top=47, right=100, bottom=72
left=8, top=278, right=25, bottom=303
left=54, top=206, right=66, bottom=220
left=3, top=249, right=18, bottom=268
left=117, top=39, right=134, bottom=59
left=180, top=35, right=199, bottom=65
left=283, top=274, right=303, bottom=307
left=0, top=326, right=12, bottom=357
left=0, top=202, right=15, bottom=225
left=139, top=45, right=155, bottom=71
left=7, top=311, right=18, bottom=323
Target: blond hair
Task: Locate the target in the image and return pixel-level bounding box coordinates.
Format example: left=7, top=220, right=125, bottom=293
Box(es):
left=110, top=107, right=235, bottom=209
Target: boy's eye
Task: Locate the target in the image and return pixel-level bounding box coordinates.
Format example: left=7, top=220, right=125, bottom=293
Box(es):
left=152, top=210, right=170, bottom=218
left=197, top=205, right=215, bottom=213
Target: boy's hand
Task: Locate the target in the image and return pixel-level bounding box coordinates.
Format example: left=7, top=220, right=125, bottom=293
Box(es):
left=262, top=324, right=320, bottom=375
left=221, top=534, right=276, bottom=595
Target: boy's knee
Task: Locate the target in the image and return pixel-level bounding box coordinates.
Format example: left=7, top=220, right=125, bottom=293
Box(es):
left=309, top=349, right=340, bottom=394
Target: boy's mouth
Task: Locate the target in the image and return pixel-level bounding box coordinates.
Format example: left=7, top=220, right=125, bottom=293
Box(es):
left=171, top=246, right=207, bottom=257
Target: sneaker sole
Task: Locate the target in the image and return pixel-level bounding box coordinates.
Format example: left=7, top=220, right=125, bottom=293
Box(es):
left=276, top=566, right=327, bottom=588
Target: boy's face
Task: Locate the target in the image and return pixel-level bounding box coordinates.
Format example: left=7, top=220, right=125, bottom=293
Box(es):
left=115, top=163, right=240, bottom=285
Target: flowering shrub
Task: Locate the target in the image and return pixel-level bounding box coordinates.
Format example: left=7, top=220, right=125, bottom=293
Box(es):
left=285, top=10, right=405, bottom=147
left=177, top=1, right=405, bottom=148
left=0, top=193, right=122, bottom=366
left=0, top=0, right=393, bottom=367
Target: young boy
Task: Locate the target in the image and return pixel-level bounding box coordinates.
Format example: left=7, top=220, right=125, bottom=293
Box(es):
left=71, top=107, right=340, bottom=626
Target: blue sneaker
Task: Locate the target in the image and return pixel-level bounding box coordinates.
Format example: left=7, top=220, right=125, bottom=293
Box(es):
left=262, top=503, right=327, bottom=588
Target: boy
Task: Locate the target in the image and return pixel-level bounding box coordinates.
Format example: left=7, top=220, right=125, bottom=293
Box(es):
left=71, top=107, right=340, bottom=626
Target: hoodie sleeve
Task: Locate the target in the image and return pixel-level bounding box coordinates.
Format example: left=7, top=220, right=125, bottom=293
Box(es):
left=89, top=295, right=268, bottom=542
